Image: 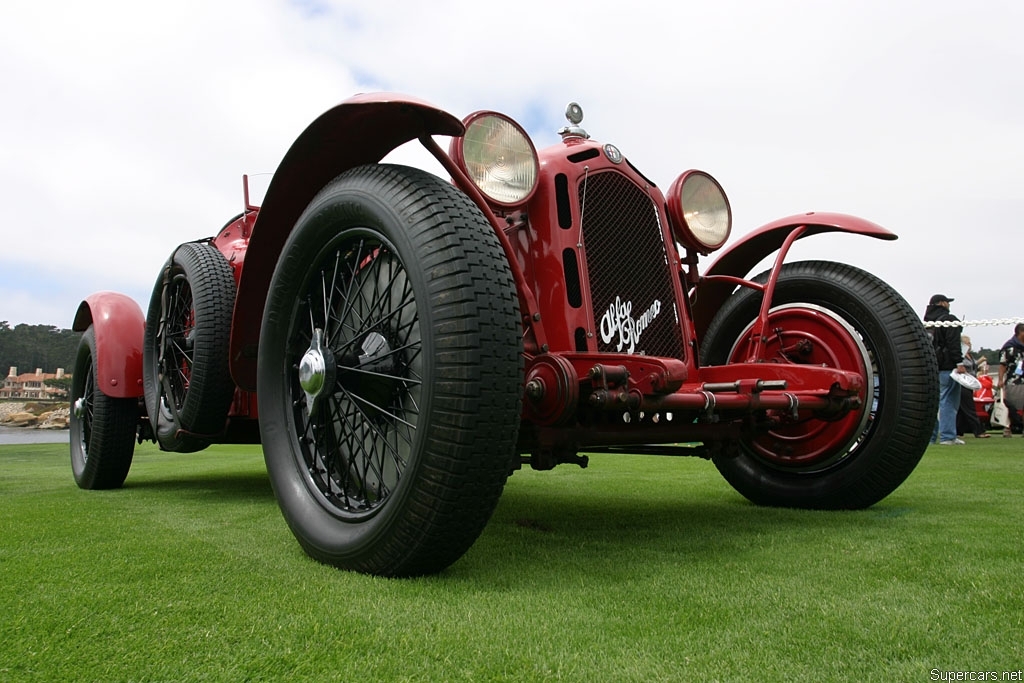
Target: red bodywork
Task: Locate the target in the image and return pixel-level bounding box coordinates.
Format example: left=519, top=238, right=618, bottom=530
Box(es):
left=78, top=93, right=898, bottom=457
left=210, top=207, right=260, bottom=422
left=228, top=95, right=465, bottom=391
left=691, top=213, right=896, bottom=340
left=72, top=292, right=145, bottom=399
left=71, top=92, right=946, bottom=577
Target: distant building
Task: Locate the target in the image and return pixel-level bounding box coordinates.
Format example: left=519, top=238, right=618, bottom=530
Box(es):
left=0, top=367, right=70, bottom=400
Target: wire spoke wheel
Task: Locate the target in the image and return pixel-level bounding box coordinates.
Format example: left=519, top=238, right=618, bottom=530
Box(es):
left=259, top=164, right=523, bottom=577
left=158, top=272, right=196, bottom=429
left=291, top=236, right=422, bottom=517
left=76, top=360, right=97, bottom=462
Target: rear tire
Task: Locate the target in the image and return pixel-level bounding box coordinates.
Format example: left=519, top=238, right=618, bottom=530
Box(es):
left=702, top=260, right=937, bottom=509
left=143, top=242, right=236, bottom=452
left=70, top=327, right=137, bottom=489
left=258, top=164, right=523, bottom=577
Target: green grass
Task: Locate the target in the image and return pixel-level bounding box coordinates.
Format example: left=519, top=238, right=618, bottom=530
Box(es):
left=1, top=440, right=1021, bottom=682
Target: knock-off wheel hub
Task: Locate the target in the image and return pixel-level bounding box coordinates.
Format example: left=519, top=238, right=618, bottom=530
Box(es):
left=299, top=328, right=335, bottom=410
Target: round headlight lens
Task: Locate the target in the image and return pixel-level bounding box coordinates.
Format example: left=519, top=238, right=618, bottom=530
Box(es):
left=454, top=113, right=538, bottom=206
left=667, top=170, right=731, bottom=253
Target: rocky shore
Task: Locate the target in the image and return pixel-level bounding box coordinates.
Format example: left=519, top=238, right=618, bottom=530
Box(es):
left=0, top=402, right=70, bottom=430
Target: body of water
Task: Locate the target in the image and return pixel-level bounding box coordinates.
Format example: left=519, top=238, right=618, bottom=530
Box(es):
left=0, top=426, right=70, bottom=445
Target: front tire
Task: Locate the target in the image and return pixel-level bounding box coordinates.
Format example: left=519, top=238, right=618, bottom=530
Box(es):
left=702, top=261, right=937, bottom=509
left=70, top=327, right=137, bottom=489
left=258, top=164, right=523, bottom=577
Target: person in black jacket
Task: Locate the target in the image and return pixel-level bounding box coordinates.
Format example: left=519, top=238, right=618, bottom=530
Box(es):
left=923, top=294, right=966, bottom=445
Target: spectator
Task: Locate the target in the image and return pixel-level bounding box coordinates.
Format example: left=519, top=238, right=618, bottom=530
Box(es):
left=956, top=335, right=989, bottom=438
left=975, top=358, right=995, bottom=416
left=923, top=294, right=965, bottom=445
left=997, top=323, right=1024, bottom=437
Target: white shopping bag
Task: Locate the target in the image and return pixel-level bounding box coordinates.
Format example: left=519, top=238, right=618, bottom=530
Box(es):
left=991, top=399, right=1010, bottom=428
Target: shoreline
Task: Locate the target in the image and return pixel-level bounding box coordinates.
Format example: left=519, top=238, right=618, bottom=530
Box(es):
left=0, top=425, right=70, bottom=445
left=0, top=401, right=70, bottom=430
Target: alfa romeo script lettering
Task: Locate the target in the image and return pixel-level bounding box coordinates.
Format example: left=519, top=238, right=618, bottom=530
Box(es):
left=598, top=296, right=662, bottom=354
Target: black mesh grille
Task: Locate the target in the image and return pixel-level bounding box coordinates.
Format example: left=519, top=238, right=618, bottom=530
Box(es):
left=579, top=172, right=683, bottom=358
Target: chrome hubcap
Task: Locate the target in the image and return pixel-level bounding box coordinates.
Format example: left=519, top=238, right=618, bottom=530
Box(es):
left=299, top=328, right=332, bottom=410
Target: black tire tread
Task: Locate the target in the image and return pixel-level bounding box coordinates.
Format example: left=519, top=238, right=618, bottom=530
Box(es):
left=143, top=242, right=236, bottom=452
left=261, top=164, right=522, bottom=576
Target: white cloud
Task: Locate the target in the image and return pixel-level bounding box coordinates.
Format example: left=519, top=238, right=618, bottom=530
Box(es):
left=1, top=0, right=1022, bottom=350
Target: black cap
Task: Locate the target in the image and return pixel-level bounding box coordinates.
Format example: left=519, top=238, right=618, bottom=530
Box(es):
left=929, top=294, right=954, bottom=305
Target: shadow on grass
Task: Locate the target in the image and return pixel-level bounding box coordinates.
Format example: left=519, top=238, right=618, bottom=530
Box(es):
left=103, top=446, right=927, bottom=580
left=448, top=482, right=921, bottom=581
left=123, top=470, right=275, bottom=502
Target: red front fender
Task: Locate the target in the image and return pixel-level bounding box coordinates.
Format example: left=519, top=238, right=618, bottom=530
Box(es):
left=229, top=93, right=466, bottom=390
left=72, top=292, right=146, bottom=398
left=690, top=212, right=897, bottom=340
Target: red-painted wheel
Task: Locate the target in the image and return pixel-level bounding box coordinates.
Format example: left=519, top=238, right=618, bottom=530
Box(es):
left=702, top=261, right=936, bottom=509
left=727, top=304, right=873, bottom=468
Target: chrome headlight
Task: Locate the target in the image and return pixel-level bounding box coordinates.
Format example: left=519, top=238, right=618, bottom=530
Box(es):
left=450, top=112, right=539, bottom=206
left=667, top=170, right=732, bottom=254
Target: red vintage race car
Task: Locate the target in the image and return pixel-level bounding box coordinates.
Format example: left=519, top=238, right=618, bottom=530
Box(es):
left=68, top=93, right=938, bottom=576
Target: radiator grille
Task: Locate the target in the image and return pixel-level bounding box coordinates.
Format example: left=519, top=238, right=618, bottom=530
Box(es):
left=578, top=172, right=683, bottom=358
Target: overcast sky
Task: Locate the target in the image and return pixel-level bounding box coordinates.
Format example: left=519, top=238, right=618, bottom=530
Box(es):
left=2, top=0, right=1021, bottom=351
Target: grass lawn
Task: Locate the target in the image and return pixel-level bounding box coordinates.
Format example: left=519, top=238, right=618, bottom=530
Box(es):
left=1, top=439, right=1021, bottom=682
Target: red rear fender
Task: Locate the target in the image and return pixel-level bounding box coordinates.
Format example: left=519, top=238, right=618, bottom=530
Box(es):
left=690, top=212, right=897, bottom=340
left=72, top=292, right=146, bottom=398
left=230, top=93, right=465, bottom=390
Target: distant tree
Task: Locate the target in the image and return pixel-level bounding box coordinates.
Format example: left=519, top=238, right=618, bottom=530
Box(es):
left=44, top=376, right=72, bottom=398
left=0, top=322, right=81, bottom=375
